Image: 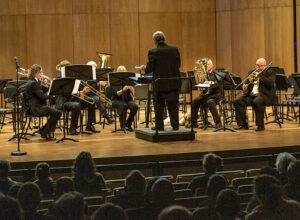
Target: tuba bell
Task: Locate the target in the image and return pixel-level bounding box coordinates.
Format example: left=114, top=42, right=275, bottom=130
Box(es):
left=96, top=52, right=112, bottom=68
left=194, top=58, right=208, bottom=85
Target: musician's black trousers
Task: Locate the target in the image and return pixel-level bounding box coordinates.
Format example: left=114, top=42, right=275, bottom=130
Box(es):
left=87, top=94, right=108, bottom=126
left=154, top=92, right=179, bottom=130
left=191, top=95, right=221, bottom=126
left=38, top=106, right=61, bottom=134
left=112, top=100, right=138, bottom=128
left=63, top=101, right=80, bottom=130
left=233, top=95, right=266, bottom=128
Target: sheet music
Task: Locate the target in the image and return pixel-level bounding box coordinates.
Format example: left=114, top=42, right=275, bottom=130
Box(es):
left=61, top=66, right=66, bottom=78
left=72, top=79, right=81, bottom=94
left=47, top=80, right=53, bottom=96
left=195, top=83, right=211, bottom=88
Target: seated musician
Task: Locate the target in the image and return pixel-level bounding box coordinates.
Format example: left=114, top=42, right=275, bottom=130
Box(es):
left=233, top=58, right=275, bottom=131
left=105, top=66, right=138, bottom=132
left=25, top=64, right=61, bottom=140
left=55, top=60, right=113, bottom=134
left=190, top=59, right=222, bottom=129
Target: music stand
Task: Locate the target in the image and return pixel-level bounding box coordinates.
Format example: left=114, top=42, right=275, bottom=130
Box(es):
left=96, top=68, right=114, bottom=81
left=65, top=65, right=94, bottom=80
left=48, top=77, right=79, bottom=143
left=0, top=79, right=12, bottom=107
left=108, top=71, right=136, bottom=133
left=213, top=71, right=236, bottom=132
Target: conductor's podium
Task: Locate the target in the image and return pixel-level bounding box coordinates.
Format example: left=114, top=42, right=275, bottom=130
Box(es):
left=135, top=127, right=195, bottom=142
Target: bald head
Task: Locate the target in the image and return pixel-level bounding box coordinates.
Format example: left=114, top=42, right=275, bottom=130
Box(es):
left=255, top=58, right=267, bottom=71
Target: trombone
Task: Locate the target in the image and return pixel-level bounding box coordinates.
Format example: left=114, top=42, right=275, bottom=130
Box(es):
left=79, top=80, right=112, bottom=107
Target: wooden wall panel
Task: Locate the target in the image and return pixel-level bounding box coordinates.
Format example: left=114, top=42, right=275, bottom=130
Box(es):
left=26, top=0, right=72, bottom=14
left=0, top=0, right=26, bottom=15
left=230, top=6, right=265, bottom=77
left=181, top=0, right=215, bottom=12
left=181, top=12, right=216, bottom=71
left=264, top=3, right=294, bottom=74
left=139, top=13, right=182, bottom=68
left=139, top=0, right=180, bottom=12
left=73, top=0, right=109, bottom=14
left=73, top=14, right=110, bottom=65
left=0, top=16, right=27, bottom=78
left=110, top=13, right=139, bottom=71
left=111, top=0, right=138, bottom=13
left=26, top=15, right=74, bottom=77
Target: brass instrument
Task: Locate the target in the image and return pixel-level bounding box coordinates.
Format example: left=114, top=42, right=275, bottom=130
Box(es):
left=96, top=52, right=112, bottom=68
left=79, top=80, right=112, bottom=107
left=18, top=68, right=30, bottom=78
left=194, top=58, right=208, bottom=85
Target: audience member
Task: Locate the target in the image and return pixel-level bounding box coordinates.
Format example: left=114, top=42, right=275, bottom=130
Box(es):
left=150, top=178, right=175, bottom=218
left=73, top=151, right=106, bottom=194
left=17, top=182, right=43, bottom=220
left=0, top=196, right=21, bottom=220
left=285, top=160, right=300, bottom=202
left=193, top=174, right=228, bottom=220
left=188, top=153, right=223, bottom=194
left=246, top=175, right=300, bottom=220
left=112, top=170, right=146, bottom=209
left=216, top=189, right=242, bottom=220
left=159, top=205, right=192, bottom=220
left=0, top=159, right=17, bottom=195
left=145, top=176, right=160, bottom=205
left=91, top=202, right=128, bottom=220
left=34, top=162, right=55, bottom=198
left=7, top=182, right=22, bottom=199
left=275, top=152, right=296, bottom=184
left=55, top=176, right=75, bottom=198
left=48, top=191, right=86, bottom=220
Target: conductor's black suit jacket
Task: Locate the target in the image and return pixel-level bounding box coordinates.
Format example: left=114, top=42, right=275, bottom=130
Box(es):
left=145, top=42, right=181, bottom=101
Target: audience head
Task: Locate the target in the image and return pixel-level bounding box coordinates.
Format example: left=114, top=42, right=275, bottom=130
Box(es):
left=125, top=170, right=146, bottom=195
left=0, top=192, right=4, bottom=200
left=153, top=31, right=166, bottom=46
left=206, top=174, right=228, bottom=198
left=254, top=174, right=282, bottom=208
left=17, top=182, right=41, bottom=213
left=91, top=203, right=128, bottom=220
left=35, top=162, right=51, bottom=181
left=275, top=152, right=296, bottom=175
left=159, top=205, right=192, bottom=220
left=145, top=176, right=160, bottom=204
left=216, top=189, right=241, bottom=220
left=259, top=166, right=280, bottom=179
left=202, top=153, right=223, bottom=174
left=0, top=159, right=11, bottom=178
left=0, top=196, right=21, bottom=220
left=49, top=191, right=85, bottom=220
left=73, top=151, right=96, bottom=180
left=287, top=160, right=300, bottom=184
left=7, top=183, right=22, bottom=199
left=56, top=176, right=75, bottom=197
left=151, top=178, right=174, bottom=208
left=116, top=65, right=127, bottom=72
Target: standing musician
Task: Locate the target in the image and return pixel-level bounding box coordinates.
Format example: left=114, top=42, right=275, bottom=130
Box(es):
left=190, top=59, right=222, bottom=129
left=105, top=66, right=138, bottom=132
left=141, top=31, right=181, bottom=131
left=25, top=64, right=61, bottom=140
left=233, top=58, right=276, bottom=131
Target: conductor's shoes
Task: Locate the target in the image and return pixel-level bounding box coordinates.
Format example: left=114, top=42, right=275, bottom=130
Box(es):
left=151, top=127, right=164, bottom=131
left=86, top=125, right=100, bottom=133
left=255, top=126, right=265, bottom=132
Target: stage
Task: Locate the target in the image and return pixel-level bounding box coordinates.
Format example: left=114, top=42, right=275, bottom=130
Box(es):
left=1, top=122, right=300, bottom=167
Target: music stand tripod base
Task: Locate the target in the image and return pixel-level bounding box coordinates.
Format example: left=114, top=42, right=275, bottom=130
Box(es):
left=11, top=150, right=27, bottom=156
left=56, top=137, right=79, bottom=143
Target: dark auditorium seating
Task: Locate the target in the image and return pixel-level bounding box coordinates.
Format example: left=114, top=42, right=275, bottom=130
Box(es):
left=231, top=177, right=254, bottom=189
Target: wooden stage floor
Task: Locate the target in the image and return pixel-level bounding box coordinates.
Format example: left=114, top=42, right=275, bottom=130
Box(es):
left=1, top=122, right=300, bottom=166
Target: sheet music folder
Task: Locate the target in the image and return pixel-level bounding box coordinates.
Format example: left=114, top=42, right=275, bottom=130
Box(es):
left=48, top=77, right=80, bottom=96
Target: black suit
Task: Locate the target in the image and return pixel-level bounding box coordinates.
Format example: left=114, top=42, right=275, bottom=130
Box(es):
left=191, top=71, right=222, bottom=126
left=145, top=42, right=181, bottom=130
left=25, top=79, right=61, bottom=134
left=106, top=86, right=138, bottom=128
left=233, top=68, right=276, bottom=128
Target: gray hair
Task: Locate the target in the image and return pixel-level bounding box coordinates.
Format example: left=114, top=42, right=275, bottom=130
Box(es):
left=152, top=31, right=166, bottom=44
left=275, top=152, right=296, bottom=174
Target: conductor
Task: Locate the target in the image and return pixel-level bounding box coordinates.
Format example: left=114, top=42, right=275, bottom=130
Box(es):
left=142, top=31, right=181, bottom=131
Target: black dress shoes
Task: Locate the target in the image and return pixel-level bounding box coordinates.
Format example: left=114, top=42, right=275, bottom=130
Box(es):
left=105, top=116, right=115, bottom=124
left=86, top=125, right=100, bottom=133
left=69, top=128, right=79, bottom=135
left=215, top=123, right=222, bottom=130
left=235, top=125, right=249, bottom=130
left=255, top=126, right=265, bottom=132
left=41, top=132, right=56, bottom=141
left=151, top=127, right=164, bottom=131
left=126, top=126, right=134, bottom=132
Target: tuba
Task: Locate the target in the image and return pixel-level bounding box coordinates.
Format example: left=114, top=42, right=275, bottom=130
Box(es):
left=96, top=52, right=112, bottom=68
left=194, top=58, right=208, bottom=85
